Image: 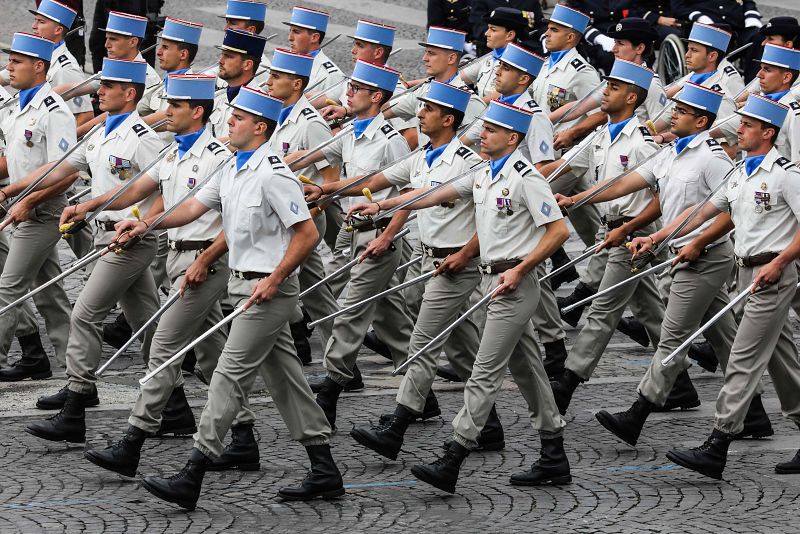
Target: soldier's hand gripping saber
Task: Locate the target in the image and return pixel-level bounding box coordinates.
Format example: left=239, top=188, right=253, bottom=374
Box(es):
left=393, top=284, right=503, bottom=375
left=660, top=283, right=755, bottom=366
left=539, top=242, right=601, bottom=283
left=96, top=291, right=181, bottom=376
left=308, top=269, right=437, bottom=327
left=560, top=257, right=673, bottom=313
left=546, top=126, right=606, bottom=184
left=631, top=161, right=744, bottom=271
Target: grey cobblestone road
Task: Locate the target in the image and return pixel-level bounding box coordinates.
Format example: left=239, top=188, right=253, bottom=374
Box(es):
left=2, top=1, right=800, bottom=532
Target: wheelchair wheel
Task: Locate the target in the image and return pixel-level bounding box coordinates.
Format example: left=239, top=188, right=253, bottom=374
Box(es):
left=657, top=33, right=687, bottom=86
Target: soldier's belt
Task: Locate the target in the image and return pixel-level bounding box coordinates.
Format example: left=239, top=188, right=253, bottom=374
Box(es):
left=231, top=269, right=271, bottom=280
left=169, top=239, right=214, bottom=252
left=477, top=259, right=522, bottom=274
left=95, top=220, right=120, bottom=231
left=735, top=252, right=779, bottom=268
left=601, top=216, right=634, bottom=230
left=422, top=243, right=462, bottom=259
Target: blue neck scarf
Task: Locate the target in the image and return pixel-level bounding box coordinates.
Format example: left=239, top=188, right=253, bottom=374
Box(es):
left=308, top=49, right=320, bottom=58
left=689, top=70, right=716, bottom=85
left=105, top=112, right=131, bottom=136
left=492, top=46, right=506, bottom=61
left=764, top=90, right=789, bottom=102
left=54, top=40, right=64, bottom=49
left=425, top=142, right=450, bottom=168
left=236, top=149, right=256, bottom=170
left=18, top=82, right=45, bottom=111
left=675, top=133, right=700, bottom=155
left=227, top=83, right=245, bottom=103
left=353, top=116, right=376, bottom=139
left=279, top=104, right=295, bottom=126
left=175, top=127, right=205, bottom=159
left=607, top=116, right=633, bottom=143
left=490, top=152, right=513, bottom=179
left=498, top=93, right=520, bottom=105
left=164, top=68, right=190, bottom=92
left=548, top=50, right=569, bottom=70
left=744, top=154, right=766, bottom=177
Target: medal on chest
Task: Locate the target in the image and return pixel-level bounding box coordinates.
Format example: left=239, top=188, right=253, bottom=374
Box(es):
left=282, top=142, right=290, bottom=155
left=619, top=154, right=629, bottom=170
left=24, top=130, right=33, bottom=148
left=496, top=191, right=513, bottom=216
left=754, top=190, right=771, bottom=213
left=109, top=155, right=133, bottom=180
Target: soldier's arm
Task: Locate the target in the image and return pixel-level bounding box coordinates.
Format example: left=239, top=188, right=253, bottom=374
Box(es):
left=0, top=159, right=80, bottom=198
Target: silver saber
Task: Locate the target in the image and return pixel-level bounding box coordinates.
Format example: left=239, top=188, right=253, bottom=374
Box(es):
left=546, top=126, right=606, bottom=184
left=661, top=283, right=755, bottom=366
left=392, top=284, right=503, bottom=376
left=96, top=290, right=181, bottom=376
left=539, top=242, right=600, bottom=283
left=292, top=124, right=354, bottom=168
left=560, top=258, right=673, bottom=313
left=396, top=255, right=422, bottom=272
left=67, top=187, right=92, bottom=203
left=308, top=269, right=436, bottom=327
left=0, top=249, right=103, bottom=316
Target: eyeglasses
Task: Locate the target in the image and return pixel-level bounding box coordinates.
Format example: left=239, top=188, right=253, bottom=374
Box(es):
left=347, top=82, right=378, bottom=94
left=672, top=106, right=699, bottom=117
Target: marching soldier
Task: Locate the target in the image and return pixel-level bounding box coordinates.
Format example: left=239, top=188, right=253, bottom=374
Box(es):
left=285, top=6, right=345, bottom=96
left=751, top=44, right=800, bottom=163
left=5, top=57, right=162, bottom=437
left=218, top=0, right=272, bottom=84
left=286, top=60, right=414, bottom=423
left=659, top=96, right=800, bottom=479
left=561, top=83, right=771, bottom=445
left=0, top=32, right=76, bottom=379
left=117, top=87, right=344, bottom=509
left=348, top=100, right=571, bottom=493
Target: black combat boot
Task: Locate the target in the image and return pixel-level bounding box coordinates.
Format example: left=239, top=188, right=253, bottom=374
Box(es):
left=557, top=282, right=596, bottom=327
left=103, top=313, right=133, bottom=350
left=510, top=435, right=572, bottom=486
left=616, top=316, right=650, bottom=347
left=436, top=363, right=462, bottom=382
left=476, top=404, right=505, bottom=451
left=26, top=389, right=87, bottom=443
left=277, top=444, right=345, bottom=501
left=549, top=247, right=579, bottom=290
left=543, top=339, right=568, bottom=380
left=84, top=425, right=148, bottom=477
left=666, top=429, right=733, bottom=480
left=36, top=384, right=99, bottom=410
left=207, top=423, right=260, bottom=471
left=315, top=377, right=344, bottom=429
left=652, top=370, right=700, bottom=412
left=156, top=387, right=197, bottom=436
left=350, top=404, right=415, bottom=460
left=550, top=369, right=583, bottom=415
left=595, top=395, right=655, bottom=446
left=734, top=394, right=774, bottom=439
left=290, top=311, right=313, bottom=365
left=411, top=440, right=470, bottom=494
left=688, top=341, right=718, bottom=373
left=141, top=448, right=211, bottom=511
left=378, top=389, right=441, bottom=426
left=310, top=364, right=363, bottom=393
left=775, top=451, right=800, bottom=474
left=0, top=333, right=52, bottom=381
left=363, top=330, right=392, bottom=360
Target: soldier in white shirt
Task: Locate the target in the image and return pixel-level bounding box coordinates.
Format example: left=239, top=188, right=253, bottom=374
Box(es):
left=349, top=100, right=571, bottom=493
left=0, top=33, right=75, bottom=380
left=566, top=83, right=771, bottom=446
left=118, top=87, right=342, bottom=509
left=661, top=96, right=800, bottom=480
left=11, top=58, right=162, bottom=443
left=286, top=61, right=414, bottom=427
left=543, top=60, right=665, bottom=416
left=285, top=6, right=345, bottom=99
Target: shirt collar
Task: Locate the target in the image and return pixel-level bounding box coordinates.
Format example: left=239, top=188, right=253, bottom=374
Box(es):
left=548, top=49, right=570, bottom=70
left=689, top=70, right=716, bottom=85
left=425, top=141, right=450, bottom=168
left=102, top=110, right=139, bottom=141
left=492, top=46, right=506, bottom=61
left=607, top=116, right=634, bottom=144
left=498, top=93, right=520, bottom=105
left=444, top=72, right=458, bottom=84
left=675, top=133, right=700, bottom=155
left=352, top=113, right=383, bottom=140
left=105, top=112, right=132, bottom=137
left=175, top=127, right=206, bottom=159
left=236, top=149, right=256, bottom=170
left=763, top=89, right=790, bottom=102
left=308, top=49, right=321, bottom=58
left=490, top=152, right=513, bottom=179
left=18, top=82, right=46, bottom=111
left=744, top=154, right=766, bottom=177
left=279, top=104, right=295, bottom=126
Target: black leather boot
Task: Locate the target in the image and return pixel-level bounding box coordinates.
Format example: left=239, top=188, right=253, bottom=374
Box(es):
left=0, top=333, right=52, bottom=381
left=350, top=404, right=414, bottom=460
left=411, top=440, right=470, bottom=494
left=315, top=378, right=344, bottom=429
left=156, top=386, right=197, bottom=437
left=378, top=389, right=441, bottom=426
left=550, top=369, right=583, bottom=415
left=141, top=448, right=210, bottom=511
left=207, top=423, right=260, bottom=471
left=26, top=389, right=87, bottom=443
left=666, top=429, right=733, bottom=480
left=509, top=435, right=572, bottom=486
left=595, top=395, right=655, bottom=446
left=277, top=444, right=345, bottom=501
left=557, top=282, right=595, bottom=327
left=436, top=363, right=462, bottom=382
left=103, top=313, right=132, bottom=350
left=363, top=330, right=392, bottom=361
left=477, top=404, right=505, bottom=451
left=616, top=316, right=650, bottom=347
left=310, top=364, right=363, bottom=393
left=290, top=317, right=312, bottom=366
left=734, top=394, right=774, bottom=439
left=543, top=339, right=568, bottom=380
left=688, top=341, right=718, bottom=373
left=36, top=384, right=99, bottom=410
left=652, top=370, right=700, bottom=412
left=549, top=247, right=579, bottom=290
left=775, top=450, right=800, bottom=474
left=84, top=425, right=148, bottom=477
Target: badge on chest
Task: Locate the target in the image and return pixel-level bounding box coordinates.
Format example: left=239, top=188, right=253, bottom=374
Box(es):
left=496, top=188, right=513, bottom=216
left=109, top=155, right=133, bottom=179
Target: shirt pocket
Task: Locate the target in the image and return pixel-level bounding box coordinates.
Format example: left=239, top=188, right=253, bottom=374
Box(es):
left=239, top=195, right=263, bottom=232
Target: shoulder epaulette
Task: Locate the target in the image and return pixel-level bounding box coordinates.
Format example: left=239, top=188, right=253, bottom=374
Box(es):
left=790, top=101, right=800, bottom=113
left=300, top=107, right=315, bottom=118
left=705, top=138, right=723, bottom=152
left=710, top=83, right=722, bottom=92
left=723, top=65, right=737, bottom=77
left=132, top=123, right=147, bottom=137
left=43, top=95, right=58, bottom=111
left=776, top=156, right=795, bottom=170
left=570, top=58, right=587, bottom=72
left=513, top=160, right=528, bottom=173
left=206, top=141, right=225, bottom=155
left=268, top=155, right=287, bottom=168
left=56, top=54, right=70, bottom=65
left=638, top=126, right=654, bottom=141
left=455, top=146, right=474, bottom=159
left=322, top=61, right=338, bottom=73
left=380, top=123, right=399, bottom=139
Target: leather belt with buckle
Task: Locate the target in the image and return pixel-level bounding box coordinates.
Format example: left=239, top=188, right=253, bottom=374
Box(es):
left=478, top=259, right=522, bottom=274
left=601, top=216, right=634, bottom=230
left=735, top=252, right=779, bottom=268
left=231, top=270, right=271, bottom=280
left=422, top=243, right=462, bottom=259
left=95, top=220, right=119, bottom=231
left=169, top=239, right=213, bottom=252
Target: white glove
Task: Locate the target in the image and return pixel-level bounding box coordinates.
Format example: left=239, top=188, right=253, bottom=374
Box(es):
left=745, top=17, right=763, bottom=28
left=698, top=15, right=714, bottom=24
left=595, top=34, right=615, bottom=52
